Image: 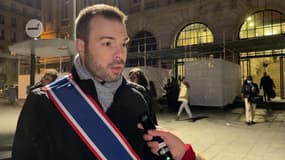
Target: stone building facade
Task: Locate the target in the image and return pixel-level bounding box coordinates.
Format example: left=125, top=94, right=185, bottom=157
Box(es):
left=0, top=0, right=40, bottom=89
left=38, top=0, right=285, bottom=99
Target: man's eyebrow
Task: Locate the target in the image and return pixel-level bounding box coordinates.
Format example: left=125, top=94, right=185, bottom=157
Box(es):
left=99, top=36, right=130, bottom=42
left=99, top=36, right=114, bottom=40
left=125, top=37, right=130, bottom=43
left=99, top=36, right=130, bottom=41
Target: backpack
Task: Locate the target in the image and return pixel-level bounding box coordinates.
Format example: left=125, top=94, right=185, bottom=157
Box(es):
left=244, top=82, right=261, bottom=103
left=242, top=81, right=259, bottom=97
left=248, top=83, right=258, bottom=96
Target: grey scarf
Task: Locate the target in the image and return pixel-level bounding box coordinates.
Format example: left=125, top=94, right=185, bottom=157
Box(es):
left=73, top=55, right=122, bottom=112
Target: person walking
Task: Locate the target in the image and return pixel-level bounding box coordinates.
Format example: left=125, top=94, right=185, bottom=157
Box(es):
left=260, top=72, right=275, bottom=102
left=242, top=75, right=259, bottom=125
left=176, top=76, right=193, bottom=121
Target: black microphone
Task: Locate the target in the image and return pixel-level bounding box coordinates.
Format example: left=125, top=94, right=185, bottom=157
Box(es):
left=138, top=112, right=173, bottom=160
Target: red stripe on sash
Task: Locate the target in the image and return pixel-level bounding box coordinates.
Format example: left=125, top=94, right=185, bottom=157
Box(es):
left=44, top=75, right=140, bottom=160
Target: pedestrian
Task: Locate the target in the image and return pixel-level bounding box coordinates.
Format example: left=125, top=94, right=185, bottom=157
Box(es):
left=7, top=84, right=17, bottom=104
left=163, top=77, right=179, bottom=112
left=176, top=76, right=193, bottom=121
left=163, top=78, right=172, bottom=108
left=149, top=80, right=157, bottom=99
left=12, top=4, right=199, bottom=160
left=128, top=67, right=157, bottom=124
left=27, top=68, right=58, bottom=93
left=241, top=75, right=259, bottom=125
left=260, top=72, right=276, bottom=102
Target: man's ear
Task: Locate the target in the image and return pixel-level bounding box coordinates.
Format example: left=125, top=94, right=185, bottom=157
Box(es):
left=76, top=39, right=85, bottom=56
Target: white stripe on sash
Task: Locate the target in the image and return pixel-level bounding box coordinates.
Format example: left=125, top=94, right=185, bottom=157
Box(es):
left=44, top=75, right=140, bottom=160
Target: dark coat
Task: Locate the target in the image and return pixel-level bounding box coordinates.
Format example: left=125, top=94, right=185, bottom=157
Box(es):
left=242, top=81, right=259, bottom=98
left=260, top=76, right=274, bottom=90
left=12, top=67, right=158, bottom=160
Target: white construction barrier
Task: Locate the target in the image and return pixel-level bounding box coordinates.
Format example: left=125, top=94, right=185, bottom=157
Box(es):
left=185, top=59, right=241, bottom=107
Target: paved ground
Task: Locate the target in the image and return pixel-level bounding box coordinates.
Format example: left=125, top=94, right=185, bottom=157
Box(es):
left=0, top=97, right=284, bottom=160
left=157, top=103, right=285, bottom=160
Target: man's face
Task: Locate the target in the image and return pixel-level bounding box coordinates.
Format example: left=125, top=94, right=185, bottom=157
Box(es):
left=77, top=16, right=129, bottom=82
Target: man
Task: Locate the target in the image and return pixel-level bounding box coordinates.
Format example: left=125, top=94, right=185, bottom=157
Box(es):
left=260, top=72, right=275, bottom=102
left=28, top=69, right=58, bottom=93
left=12, top=4, right=198, bottom=160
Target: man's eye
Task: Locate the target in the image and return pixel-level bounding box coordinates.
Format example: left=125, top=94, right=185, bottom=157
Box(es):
left=122, top=43, right=128, bottom=48
left=103, top=42, right=112, bottom=47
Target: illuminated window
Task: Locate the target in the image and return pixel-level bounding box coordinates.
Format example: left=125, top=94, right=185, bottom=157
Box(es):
left=0, top=30, right=4, bottom=40
left=11, top=17, right=16, bottom=27
left=0, top=15, right=4, bottom=25
left=128, top=31, right=157, bottom=52
left=175, top=23, right=214, bottom=47
left=239, top=9, right=285, bottom=39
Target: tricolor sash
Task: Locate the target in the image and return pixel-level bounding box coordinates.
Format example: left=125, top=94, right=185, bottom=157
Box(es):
left=44, top=75, right=140, bottom=160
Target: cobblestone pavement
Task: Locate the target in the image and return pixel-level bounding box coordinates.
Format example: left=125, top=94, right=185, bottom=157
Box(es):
left=0, top=98, right=284, bottom=160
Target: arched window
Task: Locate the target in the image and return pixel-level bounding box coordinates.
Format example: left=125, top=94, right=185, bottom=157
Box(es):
left=175, top=23, right=214, bottom=47
left=239, top=9, right=285, bottom=39
left=128, top=31, right=157, bottom=52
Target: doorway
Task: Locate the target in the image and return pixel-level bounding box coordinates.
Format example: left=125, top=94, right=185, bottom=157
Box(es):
left=240, top=56, right=285, bottom=99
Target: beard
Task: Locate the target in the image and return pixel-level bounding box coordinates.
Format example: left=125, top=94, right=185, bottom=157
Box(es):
left=84, top=50, right=125, bottom=82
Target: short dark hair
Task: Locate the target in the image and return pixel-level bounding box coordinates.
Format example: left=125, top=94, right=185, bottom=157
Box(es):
left=75, top=4, right=127, bottom=43
left=247, top=75, right=253, bottom=81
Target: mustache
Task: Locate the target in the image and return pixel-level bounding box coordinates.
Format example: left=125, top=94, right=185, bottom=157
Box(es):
left=110, top=59, right=125, bottom=65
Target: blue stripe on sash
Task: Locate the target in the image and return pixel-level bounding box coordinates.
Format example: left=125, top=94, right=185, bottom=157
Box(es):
left=45, top=75, right=139, bottom=160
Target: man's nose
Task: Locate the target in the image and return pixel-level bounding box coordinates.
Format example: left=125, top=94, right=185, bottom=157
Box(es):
left=114, top=46, right=125, bottom=59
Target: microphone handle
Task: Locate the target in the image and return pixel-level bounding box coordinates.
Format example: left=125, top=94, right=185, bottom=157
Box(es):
left=138, top=112, right=173, bottom=160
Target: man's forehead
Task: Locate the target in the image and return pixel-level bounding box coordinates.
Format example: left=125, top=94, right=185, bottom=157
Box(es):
left=90, top=17, right=128, bottom=35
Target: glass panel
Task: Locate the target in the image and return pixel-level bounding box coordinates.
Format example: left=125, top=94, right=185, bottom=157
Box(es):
left=240, top=24, right=247, bottom=38
left=272, top=11, right=281, bottom=24
left=263, top=11, right=272, bottom=26
left=282, top=22, right=285, bottom=33
left=240, top=52, right=248, bottom=57
left=264, top=25, right=273, bottom=36
left=207, top=30, right=214, bottom=43
left=255, top=12, right=263, bottom=26
left=273, top=24, right=281, bottom=34
left=255, top=51, right=264, bottom=56
left=273, top=49, right=281, bottom=55
left=264, top=50, right=272, bottom=55
left=208, top=35, right=214, bottom=43
left=241, top=22, right=247, bottom=30
left=247, top=29, right=255, bottom=38
left=239, top=31, right=245, bottom=39
left=256, top=27, right=263, bottom=37
left=247, top=51, right=255, bottom=56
